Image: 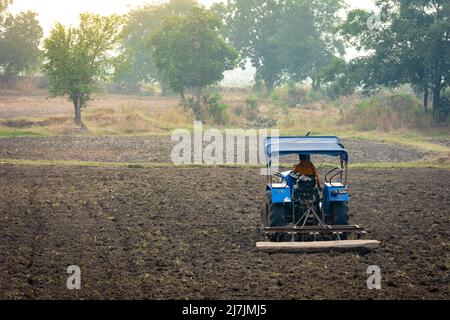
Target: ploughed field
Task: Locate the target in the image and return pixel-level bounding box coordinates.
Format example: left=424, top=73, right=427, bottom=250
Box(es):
left=0, top=165, right=448, bottom=299
left=0, top=135, right=427, bottom=164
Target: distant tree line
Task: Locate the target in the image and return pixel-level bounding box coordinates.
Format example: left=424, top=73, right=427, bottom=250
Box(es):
left=0, top=0, right=42, bottom=85
left=0, top=0, right=448, bottom=125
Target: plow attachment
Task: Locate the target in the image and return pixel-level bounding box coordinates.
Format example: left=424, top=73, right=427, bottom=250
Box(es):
left=256, top=239, right=380, bottom=253
left=257, top=225, right=380, bottom=253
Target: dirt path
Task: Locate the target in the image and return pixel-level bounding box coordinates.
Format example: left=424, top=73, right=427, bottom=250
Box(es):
left=0, top=136, right=427, bottom=164
left=0, top=165, right=448, bottom=299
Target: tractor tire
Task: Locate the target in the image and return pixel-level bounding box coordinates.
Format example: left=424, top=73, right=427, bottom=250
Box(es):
left=267, top=191, right=285, bottom=227
left=260, top=203, right=269, bottom=229
left=332, top=202, right=349, bottom=225
left=269, top=202, right=285, bottom=227
left=332, top=202, right=349, bottom=240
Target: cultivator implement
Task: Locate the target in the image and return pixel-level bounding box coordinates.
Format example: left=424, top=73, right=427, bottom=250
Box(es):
left=256, top=239, right=380, bottom=253
left=257, top=225, right=380, bottom=253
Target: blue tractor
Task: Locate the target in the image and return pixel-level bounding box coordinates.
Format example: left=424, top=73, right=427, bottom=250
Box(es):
left=257, top=136, right=379, bottom=253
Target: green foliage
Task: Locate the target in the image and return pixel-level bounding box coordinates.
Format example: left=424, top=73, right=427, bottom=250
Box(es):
left=316, top=57, right=357, bottom=99
left=340, top=0, right=450, bottom=123
left=42, top=14, right=123, bottom=125
left=0, top=8, right=42, bottom=82
left=355, top=99, right=372, bottom=111
left=342, top=93, right=432, bottom=130
left=115, top=0, right=197, bottom=86
left=252, top=80, right=268, bottom=96
left=271, top=0, right=345, bottom=86
left=149, top=6, right=238, bottom=119
left=0, top=129, right=42, bottom=138
left=245, top=95, right=259, bottom=110
left=223, top=0, right=284, bottom=91
left=203, top=93, right=229, bottom=125
left=223, top=0, right=345, bottom=91
left=271, top=83, right=309, bottom=108
left=0, top=0, right=12, bottom=20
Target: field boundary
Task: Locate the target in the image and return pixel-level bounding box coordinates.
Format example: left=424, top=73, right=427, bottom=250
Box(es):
left=0, top=128, right=448, bottom=155
left=1, top=158, right=449, bottom=170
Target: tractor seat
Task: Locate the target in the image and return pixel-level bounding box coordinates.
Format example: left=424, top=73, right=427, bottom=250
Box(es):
left=296, top=175, right=316, bottom=191
left=293, top=176, right=319, bottom=203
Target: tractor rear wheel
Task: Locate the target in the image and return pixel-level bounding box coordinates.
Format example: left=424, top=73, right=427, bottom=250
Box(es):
left=332, top=202, right=349, bottom=225
left=332, top=202, right=350, bottom=240
left=260, top=203, right=269, bottom=228
left=269, top=202, right=285, bottom=227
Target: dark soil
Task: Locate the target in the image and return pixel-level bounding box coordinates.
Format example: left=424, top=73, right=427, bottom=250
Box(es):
left=0, top=136, right=427, bottom=163
left=0, top=165, right=448, bottom=299
left=429, top=138, right=450, bottom=148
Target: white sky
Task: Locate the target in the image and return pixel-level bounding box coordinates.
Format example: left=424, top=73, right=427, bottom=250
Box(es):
left=9, top=0, right=224, bottom=33
left=10, top=0, right=376, bottom=35
left=9, top=0, right=376, bottom=85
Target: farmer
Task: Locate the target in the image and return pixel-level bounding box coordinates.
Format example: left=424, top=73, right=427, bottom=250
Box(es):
left=293, top=154, right=322, bottom=191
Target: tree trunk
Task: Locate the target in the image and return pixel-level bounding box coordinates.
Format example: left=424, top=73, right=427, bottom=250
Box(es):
left=432, top=82, right=443, bottom=123
left=161, top=82, right=168, bottom=97
left=423, top=86, right=429, bottom=113
left=4, top=65, right=14, bottom=89
left=73, top=96, right=86, bottom=129
left=266, top=80, right=274, bottom=93
left=193, top=87, right=202, bottom=121
left=312, top=78, right=320, bottom=91
left=180, top=90, right=187, bottom=107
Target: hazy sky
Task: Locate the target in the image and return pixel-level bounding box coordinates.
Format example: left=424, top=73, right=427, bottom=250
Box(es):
left=9, top=0, right=377, bottom=85
left=10, top=0, right=377, bottom=36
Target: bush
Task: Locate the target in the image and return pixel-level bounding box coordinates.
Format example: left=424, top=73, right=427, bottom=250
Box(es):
left=245, top=95, right=259, bottom=110
left=140, top=83, right=156, bottom=96
left=247, top=114, right=277, bottom=128
left=355, top=99, right=372, bottom=111
left=202, top=93, right=230, bottom=125
left=252, top=80, right=269, bottom=97
left=106, top=82, right=142, bottom=95
left=341, top=93, right=432, bottom=130
left=272, top=83, right=309, bottom=108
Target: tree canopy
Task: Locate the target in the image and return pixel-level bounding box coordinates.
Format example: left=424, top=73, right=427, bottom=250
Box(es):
left=0, top=0, right=12, bottom=19
left=115, top=0, right=198, bottom=90
left=222, top=0, right=345, bottom=91
left=150, top=6, right=238, bottom=119
left=339, top=0, right=450, bottom=123
left=0, top=1, right=42, bottom=83
left=42, top=14, right=123, bottom=127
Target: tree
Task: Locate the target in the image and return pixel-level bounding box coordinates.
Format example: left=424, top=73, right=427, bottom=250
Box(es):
left=224, top=0, right=284, bottom=91
left=0, top=3, right=42, bottom=84
left=315, top=57, right=359, bottom=98
left=222, top=0, right=345, bottom=92
left=0, top=0, right=12, bottom=20
left=42, top=14, right=123, bottom=127
left=340, top=0, right=450, bottom=123
left=116, top=0, right=197, bottom=95
left=149, top=7, right=238, bottom=119
left=270, top=0, right=345, bottom=89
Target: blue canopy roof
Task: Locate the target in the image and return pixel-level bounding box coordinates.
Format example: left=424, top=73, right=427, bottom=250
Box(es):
left=264, top=136, right=348, bottom=162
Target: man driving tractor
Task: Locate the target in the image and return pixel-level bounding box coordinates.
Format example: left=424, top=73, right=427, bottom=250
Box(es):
left=293, top=155, right=322, bottom=192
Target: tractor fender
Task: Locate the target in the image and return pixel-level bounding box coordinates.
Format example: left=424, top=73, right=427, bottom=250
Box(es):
left=266, top=183, right=292, bottom=204
left=323, top=183, right=349, bottom=217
